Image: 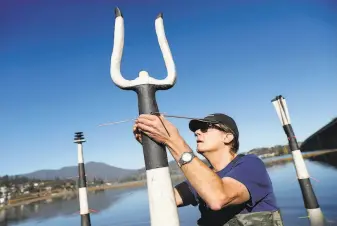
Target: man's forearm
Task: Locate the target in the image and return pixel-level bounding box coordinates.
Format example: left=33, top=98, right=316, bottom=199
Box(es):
left=166, top=136, right=226, bottom=209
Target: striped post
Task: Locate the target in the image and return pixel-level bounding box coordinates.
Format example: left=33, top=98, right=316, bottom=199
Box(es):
left=74, top=132, right=91, bottom=226
left=110, top=7, right=180, bottom=226
left=271, top=95, right=326, bottom=226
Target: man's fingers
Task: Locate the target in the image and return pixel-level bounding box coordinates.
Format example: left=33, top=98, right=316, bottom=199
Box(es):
left=136, top=122, right=156, bottom=135
left=133, top=124, right=143, bottom=144
left=138, top=114, right=159, bottom=121
left=136, top=134, right=142, bottom=141
left=133, top=124, right=139, bottom=132
left=138, top=114, right=168, bottom=126
left=136, top=117, right=156, bottom=126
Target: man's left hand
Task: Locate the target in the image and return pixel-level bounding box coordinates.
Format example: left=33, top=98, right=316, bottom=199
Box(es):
left=135, top=114, right=180, bottom=146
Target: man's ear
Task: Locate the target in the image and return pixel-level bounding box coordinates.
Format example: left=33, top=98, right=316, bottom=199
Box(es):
left=224, top=133, right=234, bottom=145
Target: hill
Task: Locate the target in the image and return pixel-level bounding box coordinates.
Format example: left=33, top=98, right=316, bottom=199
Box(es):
left=21, top=162, right=139, bottom=182
left=18, top=158, right=211, bottom=183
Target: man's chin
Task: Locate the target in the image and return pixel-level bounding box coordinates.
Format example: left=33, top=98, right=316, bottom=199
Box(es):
left=196, top=148, right=206, bottom=153
left=197, top=147, right=215, bottom=155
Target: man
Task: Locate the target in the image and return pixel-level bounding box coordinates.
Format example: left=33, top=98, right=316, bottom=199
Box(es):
left=134, top=113, right=284, bottom=226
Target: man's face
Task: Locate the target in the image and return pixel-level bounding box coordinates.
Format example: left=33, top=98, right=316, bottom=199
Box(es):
left=194, top=123, right=230, bottom=153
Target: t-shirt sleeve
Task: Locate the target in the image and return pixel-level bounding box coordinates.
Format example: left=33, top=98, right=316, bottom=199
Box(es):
left=175, top=180, right=198, bottom=207
left=225, top=155, right=272, bottom=207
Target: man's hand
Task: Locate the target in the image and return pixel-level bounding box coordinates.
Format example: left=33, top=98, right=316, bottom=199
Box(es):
left=133, top=114, right=186, bottom=161
left=134, top=114, right=180, bottom=146
left=133, top=124, right=142, bottom=144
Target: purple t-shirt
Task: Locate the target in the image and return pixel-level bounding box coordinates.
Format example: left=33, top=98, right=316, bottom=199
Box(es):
left=185, top=154, right=279, bottom=224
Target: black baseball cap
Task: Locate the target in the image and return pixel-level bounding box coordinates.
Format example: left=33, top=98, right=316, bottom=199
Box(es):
left=189, top=113, right=239, bottom=139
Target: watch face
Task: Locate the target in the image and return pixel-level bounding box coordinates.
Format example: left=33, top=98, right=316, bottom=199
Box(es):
left=182, top=152, right=192, bottom=161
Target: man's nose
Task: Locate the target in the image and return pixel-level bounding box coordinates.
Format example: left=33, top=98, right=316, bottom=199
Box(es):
left=195, top=129, right=201, bottom=136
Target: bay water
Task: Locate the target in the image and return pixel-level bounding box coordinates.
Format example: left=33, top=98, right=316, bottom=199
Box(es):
left=2, top=159, right=337, bottom=226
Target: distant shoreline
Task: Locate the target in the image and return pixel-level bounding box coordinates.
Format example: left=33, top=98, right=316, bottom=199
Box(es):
left=1, top=176, right=185, bottom=210
left=263, top=149, right=337, bottom=167
left=2, top=150, right=336, bottom=210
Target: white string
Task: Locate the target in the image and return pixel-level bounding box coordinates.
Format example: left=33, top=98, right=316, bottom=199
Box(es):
left=97, top=113, right=209, bottom=127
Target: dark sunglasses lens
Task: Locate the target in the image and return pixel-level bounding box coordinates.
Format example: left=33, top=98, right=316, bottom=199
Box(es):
left=199, top=123, right=210, bottom=133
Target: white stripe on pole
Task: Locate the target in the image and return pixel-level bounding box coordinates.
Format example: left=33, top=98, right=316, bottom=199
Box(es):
left=292, top=150, right=310, bottom=179
left=79, top=187, right=89, bottom=215
left=146, top=167, right=180, bottom=226
left=307, top=209, right=326, bottom=226
left=78, top=144, right=84, bottom=164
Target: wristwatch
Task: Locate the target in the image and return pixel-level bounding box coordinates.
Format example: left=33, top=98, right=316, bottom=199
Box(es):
left=178, top=152, right=196, bottom=167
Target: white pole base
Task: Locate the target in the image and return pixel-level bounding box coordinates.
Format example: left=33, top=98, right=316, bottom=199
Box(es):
left=146, top=167, right=180, bottom=226
left=308, top=208, right=326, bottom=226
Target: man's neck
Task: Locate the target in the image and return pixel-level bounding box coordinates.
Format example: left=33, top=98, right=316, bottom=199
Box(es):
left=203, top=148, right=237, bottom=172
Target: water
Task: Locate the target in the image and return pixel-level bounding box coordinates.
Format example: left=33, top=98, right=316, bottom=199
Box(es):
left=1, top=160, right=337, bottom=226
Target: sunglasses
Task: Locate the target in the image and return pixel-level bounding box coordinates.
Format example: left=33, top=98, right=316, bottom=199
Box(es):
left=195, top=122, right=234, bottom=135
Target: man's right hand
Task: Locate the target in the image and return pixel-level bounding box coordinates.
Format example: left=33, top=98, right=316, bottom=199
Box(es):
left=133, top=124, right=142, bottom=144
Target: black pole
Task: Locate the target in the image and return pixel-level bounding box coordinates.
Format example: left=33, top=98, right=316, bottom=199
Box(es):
left=134, top=85, right=169, bottom=170
left=271, top=95, right=325, bottom=226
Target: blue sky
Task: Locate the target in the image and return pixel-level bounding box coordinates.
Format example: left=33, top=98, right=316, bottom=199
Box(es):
left=1, top=0, right=336, bottom=175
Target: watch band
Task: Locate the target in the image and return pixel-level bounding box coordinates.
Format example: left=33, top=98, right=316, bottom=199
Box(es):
left=178, top=152, right=196, bottom=167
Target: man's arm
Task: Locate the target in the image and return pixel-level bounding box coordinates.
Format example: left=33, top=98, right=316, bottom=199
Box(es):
left=167, top=138, right=250, bottom=211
